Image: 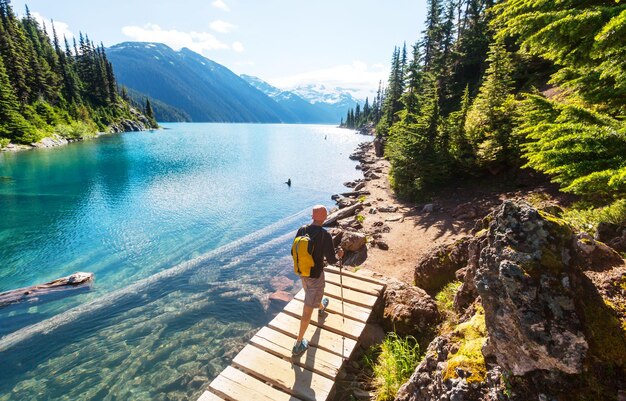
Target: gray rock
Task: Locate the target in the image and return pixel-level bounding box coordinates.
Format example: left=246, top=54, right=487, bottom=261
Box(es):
left=382, top=280, right=440, bottom=338
left=471, top=201, right=588, bottom=375
left=340, top=231, right=367, bottom=252
left=414, top=237, right=471, bottom=295
left=422, top=204, right=435, bottom=213
left=379, top=205, right=398, bottom=213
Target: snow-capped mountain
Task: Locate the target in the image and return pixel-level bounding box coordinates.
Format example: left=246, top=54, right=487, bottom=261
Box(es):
left=289, top=84, right=363, bottom=108
left=240, top=75, right=347, bottom=124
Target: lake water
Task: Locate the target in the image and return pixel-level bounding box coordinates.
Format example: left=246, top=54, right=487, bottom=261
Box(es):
left=0, top=123, right=365, bottom=401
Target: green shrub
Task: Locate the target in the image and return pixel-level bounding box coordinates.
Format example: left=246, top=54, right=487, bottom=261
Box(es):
left=54, top=121, right=97, bottom=140
left=0, top=137, right=10, bottom=148
left=562, top=199, right=626, bottom=235
left=366, top=333, right=422, bottom=401
left=435, top=280, right=463, bottom=334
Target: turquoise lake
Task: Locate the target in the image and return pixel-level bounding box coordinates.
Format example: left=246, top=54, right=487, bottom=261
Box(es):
left=0, top=123, right=365, bottom=400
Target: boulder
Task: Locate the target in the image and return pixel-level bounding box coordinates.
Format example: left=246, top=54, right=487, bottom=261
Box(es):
left=378, top=205, right=398, bottom=213
left=340, top=231, right=367, bottom=252
left=373, top=136, right=385, bottom=157
left=470, top=201, right=588, bottom=376
left=422, top=204, right=435, bottom=213
left=382, top=280, right=440, bottom=338
left=414, top=237, right=471, bottom=295
left=574, top=232, right=623, bottom=271
left=337, top=197, right=357, bottom=209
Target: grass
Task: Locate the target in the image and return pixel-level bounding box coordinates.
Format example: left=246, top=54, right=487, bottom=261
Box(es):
left=435, top=280, right=463, bottom=334
left=365, top=333, right=422, bottom=401
left=562, top=199, right=626, bottom=235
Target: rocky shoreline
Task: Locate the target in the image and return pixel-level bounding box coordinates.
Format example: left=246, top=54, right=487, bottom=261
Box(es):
left=322, top=140, right=626, bottom=401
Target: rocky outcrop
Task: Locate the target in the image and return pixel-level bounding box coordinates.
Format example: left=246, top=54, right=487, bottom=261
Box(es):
left=31, top=134, right=70, bottom=148
left=396, top=201, right=626, bottom=401
left=469, top=201, right=588, bottom=375
left=382, top=281, right=440, bottom=339
left=414, top=237, right=471, bottom=295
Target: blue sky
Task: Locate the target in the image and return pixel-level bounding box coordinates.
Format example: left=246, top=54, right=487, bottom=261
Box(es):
left=10, top=0, right=427, bottom=99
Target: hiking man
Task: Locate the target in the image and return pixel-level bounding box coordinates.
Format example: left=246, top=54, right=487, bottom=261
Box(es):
left=292, top=205, right=344, bottom=356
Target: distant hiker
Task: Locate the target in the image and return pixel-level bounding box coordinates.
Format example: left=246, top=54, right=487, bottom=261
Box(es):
left=285, top=178, right=292, bottom=187
left=290, top=205, right=343, bottom=356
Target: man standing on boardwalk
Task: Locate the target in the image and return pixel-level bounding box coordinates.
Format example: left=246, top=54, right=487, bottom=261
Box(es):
left=292, top=205, right=344, bottom=356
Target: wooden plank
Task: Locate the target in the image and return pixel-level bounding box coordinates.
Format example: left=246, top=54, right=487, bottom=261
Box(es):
left=197, top=390, right=226, bottom=401
left=324, top=270, right=383, bottom=296
left=232, top=344, right=335, bottom=401
left=294, top=289, right=372, bottom=323
left=268, top=312, right=357, bottom=359
left=323, top=282, right=379, bottom=308
left=325, top=265, right=387, bottom=286
left=209, top=366, right=302, bottom=401
left=282, top=299, right=366, bottom=341
left=250, top=326, right=344, bottom=380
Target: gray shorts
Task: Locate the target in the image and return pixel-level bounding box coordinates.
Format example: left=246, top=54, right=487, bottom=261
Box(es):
left=301, top=271, right=325, bottom=308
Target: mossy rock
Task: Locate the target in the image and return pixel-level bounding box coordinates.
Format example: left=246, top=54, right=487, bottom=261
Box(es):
left=442, top=308, right=488, bottom=384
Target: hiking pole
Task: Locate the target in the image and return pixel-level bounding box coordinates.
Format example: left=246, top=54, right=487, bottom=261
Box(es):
left=339, top=249, right=345, bottom=324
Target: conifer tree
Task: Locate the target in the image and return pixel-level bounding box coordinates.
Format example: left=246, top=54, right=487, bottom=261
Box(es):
left=464, top=38, right=517, bottom=169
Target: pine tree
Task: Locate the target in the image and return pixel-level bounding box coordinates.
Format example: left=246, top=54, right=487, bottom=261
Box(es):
left=0, top=54, right=36, bottom=141
left=464, top=38, right=517, bottom=169
left=492, top=0, right=626, bottom=115
left=145, top=98, right=154, bottom=119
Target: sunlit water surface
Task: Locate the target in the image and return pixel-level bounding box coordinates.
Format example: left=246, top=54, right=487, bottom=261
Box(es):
left=0, top=123, right=365, bottom=400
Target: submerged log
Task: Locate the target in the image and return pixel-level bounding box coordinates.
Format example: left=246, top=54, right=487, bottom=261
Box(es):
left=0, top=272, right=94, bottom=308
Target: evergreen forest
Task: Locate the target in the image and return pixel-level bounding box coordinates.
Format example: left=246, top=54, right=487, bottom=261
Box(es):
left=343, top=0, right=626, bottom=211
left=0, top=1, right=157, bottom=148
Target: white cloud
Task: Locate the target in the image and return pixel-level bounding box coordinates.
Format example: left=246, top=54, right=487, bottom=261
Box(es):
left=31, top=12, right=74, bottom=40
left=122, top=24, right=234, bottom=54
left=268, top=61, right=388, bottom=100
left=210, top=20, right=237, bottom=33
left=232, top=41, right=245, bottom=53
left=212, top=0, right=230, bottom=11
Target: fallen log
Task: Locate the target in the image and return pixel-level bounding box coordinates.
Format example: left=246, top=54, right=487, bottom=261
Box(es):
left=331, top=190, right=370, bottom=201
left=324, top=203, right=363, bottom=227
left=0, top=272, right=94, bottom=308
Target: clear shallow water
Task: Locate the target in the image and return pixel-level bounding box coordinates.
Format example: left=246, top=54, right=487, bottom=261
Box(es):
left=0, top=123, right=364, bottom=400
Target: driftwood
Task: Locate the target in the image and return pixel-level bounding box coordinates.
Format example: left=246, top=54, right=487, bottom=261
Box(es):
left=323, top=203, right=363, bottom=227
left=0, top=272, right=94, bottom=308
left=331, top=190, right=371, bottom=201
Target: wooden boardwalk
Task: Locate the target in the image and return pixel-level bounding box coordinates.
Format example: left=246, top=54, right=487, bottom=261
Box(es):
left=198, top=265, right=386, bottom=401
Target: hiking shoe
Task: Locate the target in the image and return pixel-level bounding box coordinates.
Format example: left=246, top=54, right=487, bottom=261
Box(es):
left=320, top=297, right=330, bottom=314
left=292, top=339, right=309, bottom=356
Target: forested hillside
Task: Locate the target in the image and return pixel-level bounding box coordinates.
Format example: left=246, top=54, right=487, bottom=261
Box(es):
left=345, top=0, right=625, bottom=215
left=0, top=1, right=156, bottom=148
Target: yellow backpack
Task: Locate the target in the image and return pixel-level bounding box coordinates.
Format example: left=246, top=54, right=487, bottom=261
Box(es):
left=291, top=227, right=319, bottom=277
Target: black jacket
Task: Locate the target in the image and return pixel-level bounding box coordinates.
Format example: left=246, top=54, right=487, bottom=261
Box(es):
left=294, top=224, right=337, bottom=278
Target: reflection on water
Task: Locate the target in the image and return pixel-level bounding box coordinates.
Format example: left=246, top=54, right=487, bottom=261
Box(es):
left=0, top=124, right=364, bottom=400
